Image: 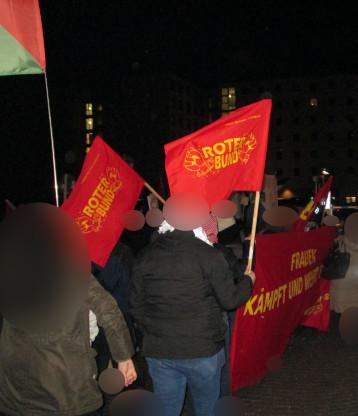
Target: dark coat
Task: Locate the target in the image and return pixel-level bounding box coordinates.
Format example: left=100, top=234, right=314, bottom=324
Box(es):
left=130, top=230, right=253, bottom=359
left=0, top=275, right=134, bottom=416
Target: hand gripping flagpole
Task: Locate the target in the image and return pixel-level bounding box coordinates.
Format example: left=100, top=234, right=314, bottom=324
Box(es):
left=247, top=191, right=261, bottom=272
left=44, top=71, right=59, bottom=207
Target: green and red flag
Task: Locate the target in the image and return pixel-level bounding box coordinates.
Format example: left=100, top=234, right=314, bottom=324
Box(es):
left=0, top=0, right=46, bottom=76
left=164, top=99, right=272, bottom=206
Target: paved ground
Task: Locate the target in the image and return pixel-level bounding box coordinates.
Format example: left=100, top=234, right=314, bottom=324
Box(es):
left=236, top=312, right=358, bottom=415
left=101, top=312, right=357, bottom=415
left=182, top=312, right=358, bottom=416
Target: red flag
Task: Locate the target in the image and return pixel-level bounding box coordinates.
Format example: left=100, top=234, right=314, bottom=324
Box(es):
left=293, top=176, right=333, bottom=232
left=61, top=137, right=144, bottom=267
left=0, top=0, right=46, bottom=75
left=164, top=99, right=272, bottom=206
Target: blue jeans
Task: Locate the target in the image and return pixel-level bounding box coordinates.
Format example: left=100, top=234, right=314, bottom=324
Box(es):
left=147, top=348, right=225, bottom=416
left=220, top=310, right=237, bottom=396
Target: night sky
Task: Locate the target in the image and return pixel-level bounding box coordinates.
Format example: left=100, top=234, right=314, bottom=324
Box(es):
left=1, top=1, right=358, bottom=205
left=40, top=1, right=358, bottom=86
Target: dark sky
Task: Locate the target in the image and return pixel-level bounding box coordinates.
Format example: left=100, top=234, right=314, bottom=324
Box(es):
left=1, top=1, right=358, bottom=205
left=40, top=1, right=358, bottom=87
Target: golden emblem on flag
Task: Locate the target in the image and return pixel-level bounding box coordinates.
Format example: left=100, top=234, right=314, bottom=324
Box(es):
left=75, top=167, right=123, bottom=234
left=183, top=133, right=257, bottom=177
left=183, top=147, right=214, bottom=177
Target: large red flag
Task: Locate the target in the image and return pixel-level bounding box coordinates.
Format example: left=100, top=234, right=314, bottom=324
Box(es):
left=164, top=99, right=272, bottom=206
left=0, top=0, right=46, bottom=76
left=293, top=176, right=333, bottom=232
left=61, top=137, right=144, bottom=267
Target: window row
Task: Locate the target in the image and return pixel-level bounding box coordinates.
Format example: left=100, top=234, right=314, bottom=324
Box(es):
left=275, top=149, right=356, bottom=160
left=275, top=97, right=356, bottom=109
left=238, top=80, right=356, bottom=95
left=275, top=131, right=355, bottom=143
left=276, top=167, right=355, bottom=176
left=275, top=114, right=355, bottom=126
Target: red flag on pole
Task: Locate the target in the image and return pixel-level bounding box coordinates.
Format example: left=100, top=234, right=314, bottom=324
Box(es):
left=0, top=0, right=46, bottom=76
left=293, top=176, right=333, bottom=232
left=61, top=137, right=144, bottom=267
left=164, top=99, right=272, bottom=206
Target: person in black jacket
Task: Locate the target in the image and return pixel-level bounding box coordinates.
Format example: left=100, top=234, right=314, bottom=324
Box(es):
left=130, top=226, right=255, bottom=416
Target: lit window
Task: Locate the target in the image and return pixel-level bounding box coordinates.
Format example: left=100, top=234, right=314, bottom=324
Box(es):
left=86, top=118, right=93, bottom=130
left=97, top=104, right=103, bottom=111
left=310, top=98, right=318, bottom=107
left=86, top=103, right=93, bottom=116
left=221, top=87, right=236, bottom=115
left=352, top=196, right=357, bottom=203
left=85, top=146, right=90, bottom=153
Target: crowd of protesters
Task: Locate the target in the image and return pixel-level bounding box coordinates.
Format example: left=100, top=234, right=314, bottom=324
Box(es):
left=0, top=190, right=347, bottom=416
left=0, top=195, right=257, bottom=416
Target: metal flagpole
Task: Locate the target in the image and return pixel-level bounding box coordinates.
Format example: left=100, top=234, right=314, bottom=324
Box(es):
left=44, top=71, right=59, bottom=207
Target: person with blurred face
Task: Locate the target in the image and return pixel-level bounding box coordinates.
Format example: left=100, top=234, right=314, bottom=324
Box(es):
left=130, top=220, right=255, bottom=416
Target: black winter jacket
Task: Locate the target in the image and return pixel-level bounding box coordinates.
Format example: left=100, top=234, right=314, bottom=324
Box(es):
left=130, top=230, right=253, bottom=359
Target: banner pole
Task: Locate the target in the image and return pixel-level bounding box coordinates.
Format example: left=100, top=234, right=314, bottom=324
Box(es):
left=247, top=191, right=261, bottom=272
left=144, top=181, right=166, bottom=205
left=44, top=71, right=59, bottom=207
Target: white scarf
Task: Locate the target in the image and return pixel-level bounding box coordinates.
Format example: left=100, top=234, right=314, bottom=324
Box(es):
left=158, top=220, right=213, bottom=247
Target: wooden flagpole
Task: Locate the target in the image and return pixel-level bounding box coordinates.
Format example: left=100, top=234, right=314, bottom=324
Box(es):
left=247, top=191, right=261, bottom=272
left=144, top=181, right=166, bottom=205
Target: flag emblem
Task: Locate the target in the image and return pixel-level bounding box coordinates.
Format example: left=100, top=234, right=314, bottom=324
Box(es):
left=183, top=133, right=257, bottom=177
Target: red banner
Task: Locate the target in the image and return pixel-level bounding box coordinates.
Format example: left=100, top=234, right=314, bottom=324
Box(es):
left=230, top=226, right=336, bottom=392
left=61, top=137, right=144, bottom=267
left=164, top=99, right=272, bottom=206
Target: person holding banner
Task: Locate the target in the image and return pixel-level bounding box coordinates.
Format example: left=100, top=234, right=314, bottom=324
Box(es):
left=130, top=221, right=255, bottom=416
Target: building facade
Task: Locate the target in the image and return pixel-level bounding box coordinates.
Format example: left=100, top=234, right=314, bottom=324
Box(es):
left=218, top=74, right=358, bottom=203
left=115, top=72, right=213, bottom=191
